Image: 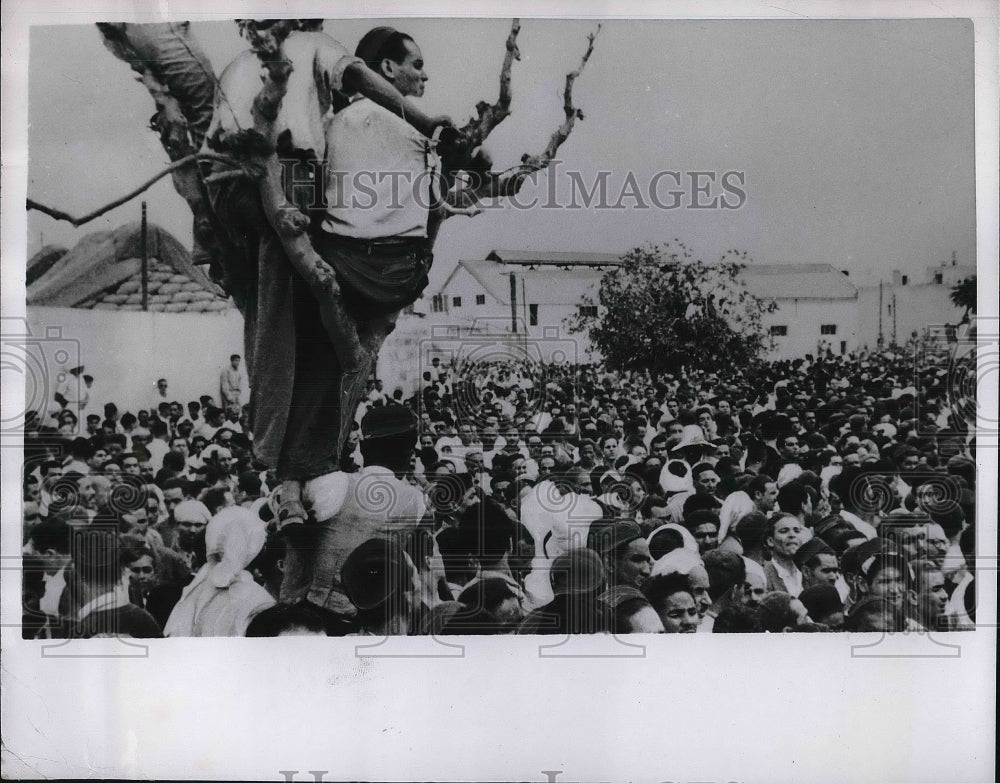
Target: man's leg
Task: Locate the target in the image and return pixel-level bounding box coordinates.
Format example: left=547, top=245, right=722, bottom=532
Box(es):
left=336, top=311, right=400, bottom=457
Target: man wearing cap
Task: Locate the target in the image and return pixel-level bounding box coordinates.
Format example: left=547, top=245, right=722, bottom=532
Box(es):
left=151, top=378, right=170, bottom=412
left=793, top=537, right=840, bottom=590
left=589, top=520, right=653, bottom=592
left=171, top=499, right=212, bottom=576
left=278, top=405, right=426, bottom=630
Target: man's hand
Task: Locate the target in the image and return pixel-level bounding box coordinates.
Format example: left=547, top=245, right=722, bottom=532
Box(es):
left=436, top=128, right=496, bottom=179
left=435, top=125, right=469, bottom=166
left=415, top=113, right=454, bottom=141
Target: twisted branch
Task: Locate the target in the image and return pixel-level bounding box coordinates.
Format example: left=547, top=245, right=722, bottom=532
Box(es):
left=443, top=22, right=601, bottom=215
left=27, top=152, right=248, bottom=227
left=526, top=23, right=601, bottom=168
left=458, top=18, right=521, bottom=149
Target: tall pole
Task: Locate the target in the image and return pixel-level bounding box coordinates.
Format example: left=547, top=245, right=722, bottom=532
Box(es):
left=141, top=201, right=149, bottom=312
left=877, top=280, right=883, bottom=348
left=509, top=272, right=517, bottom=334
left=521, top=278, right=529, bottom=354
left=892, top=292, right=897, bottom=345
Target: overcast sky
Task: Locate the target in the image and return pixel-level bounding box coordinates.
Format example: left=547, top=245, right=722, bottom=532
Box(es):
left=27, top=17, right=975, bottom=289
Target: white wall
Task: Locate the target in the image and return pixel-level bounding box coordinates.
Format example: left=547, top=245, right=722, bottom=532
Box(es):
left=855, top=284, right=967, bottom=349
left=761, top=299, right=859, bottom=359
left=24, top=306, right=245, bottom=417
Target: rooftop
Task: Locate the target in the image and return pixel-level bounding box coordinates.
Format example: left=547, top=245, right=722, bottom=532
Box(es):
left=27, top=222, right=231, bottom=313
left=742, top=263, right=857, bottom=300
left=485, top=249, right=624, bottom=267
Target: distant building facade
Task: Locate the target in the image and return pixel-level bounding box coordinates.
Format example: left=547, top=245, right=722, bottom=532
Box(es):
left=425, top=249, right=974, bottom=364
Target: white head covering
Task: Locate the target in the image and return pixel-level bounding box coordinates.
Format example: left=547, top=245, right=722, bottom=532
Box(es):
left=173, top=499, right=211, bottom=524
left=520, top=480, right=604, bottom=559
left=651, top=546, right=703, bottom=578
left=163, top=506, right=271, bottom=637
left=673, top=425, right=715, bottom=452
left=646, top=523, right=699, bottom=556
left=204, top=506, right=268, bottom=588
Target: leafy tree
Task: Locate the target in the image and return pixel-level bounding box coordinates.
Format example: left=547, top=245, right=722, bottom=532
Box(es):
left=569, top=243, right=778, bottom=377
left=949, top=276, right=976, bottom=323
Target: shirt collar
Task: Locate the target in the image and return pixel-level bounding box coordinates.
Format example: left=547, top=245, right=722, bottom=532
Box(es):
left=772, top=558, right=800, bottom=579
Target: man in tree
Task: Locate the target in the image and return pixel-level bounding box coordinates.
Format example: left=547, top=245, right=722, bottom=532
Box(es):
left=201, top=22, right=458, bottom=529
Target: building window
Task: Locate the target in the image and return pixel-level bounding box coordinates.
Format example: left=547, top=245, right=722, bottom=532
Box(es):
left=934, top=272, right=943, bottom=284
left=770, top=325, right=788, bottom=336
left=452, top=296, right=462, bottom=308
left=820, top=324, right=837, bottom=335
left=431, top=294, right=445, bottom=313
left=529, top=304, right=538, bottom=326
left=578, top=305, right=598, bottom=318
left=900, top=275, right=908, bottom=285
left=475, top=294, right=486, bottom=306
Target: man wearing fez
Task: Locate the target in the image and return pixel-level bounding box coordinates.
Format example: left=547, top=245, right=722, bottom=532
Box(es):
left=280, top=405, right=426, bottom=634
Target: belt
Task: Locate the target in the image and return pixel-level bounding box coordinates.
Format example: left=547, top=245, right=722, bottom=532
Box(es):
left=322, top=232, right=429, bottom=250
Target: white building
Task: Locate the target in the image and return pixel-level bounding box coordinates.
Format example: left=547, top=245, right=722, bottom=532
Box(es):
left=428, top=250, right=623, bottom=364
left=741, top=263, right=859, bottom=358
left=429, top=250, right=868, bottom=362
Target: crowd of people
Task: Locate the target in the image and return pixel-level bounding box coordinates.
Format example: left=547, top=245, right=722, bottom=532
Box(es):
left=21, top=334, right=978, bottom=638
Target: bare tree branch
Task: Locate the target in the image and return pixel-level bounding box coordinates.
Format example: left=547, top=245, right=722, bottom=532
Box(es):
left=443, top=23, right=601, bottom=216
left=458, top=19, right=521, bottom=149
left=27, top=152, right=247, bottom=227
left=527, top=23, right=601, bottom=168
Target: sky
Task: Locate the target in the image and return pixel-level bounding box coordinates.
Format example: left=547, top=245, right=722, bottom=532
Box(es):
left=26, top=17, right=977, bottom=291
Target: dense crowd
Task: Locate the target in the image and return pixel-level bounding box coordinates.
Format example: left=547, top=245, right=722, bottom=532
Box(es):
left=21, top=335, right=978, bottom=638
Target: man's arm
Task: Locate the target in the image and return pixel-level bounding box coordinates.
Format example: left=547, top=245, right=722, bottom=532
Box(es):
left=341, top=62, right=449, bottom=139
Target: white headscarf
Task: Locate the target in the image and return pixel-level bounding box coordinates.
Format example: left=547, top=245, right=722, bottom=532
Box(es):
left=651, top=547, right=703, bottom=578
left=163, top=506, right=272, bottom=637
left=646, top=523, right=699, bottom=556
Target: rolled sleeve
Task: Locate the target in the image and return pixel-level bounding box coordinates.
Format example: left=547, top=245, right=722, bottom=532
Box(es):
left=316, top=40, right=363, bottom=95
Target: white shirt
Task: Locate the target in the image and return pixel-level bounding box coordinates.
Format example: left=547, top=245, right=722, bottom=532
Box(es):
left=771, top=558, right=804, bottom=597
left=203, top=32, right=360, bottom=162
left=40, top=567, right=67, bottom=617
left=146, top=439, right=170, bottom=472
left=322, top=98, right=439, bottom=239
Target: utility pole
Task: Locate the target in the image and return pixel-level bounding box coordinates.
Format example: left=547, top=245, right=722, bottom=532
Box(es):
left=141, top=201, right=149, bottom=312
left=509, top=272, right=517, bottom=334
left=892, top=292, right=897, bottom=345
left=878, top=280, right=883, bottom=349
